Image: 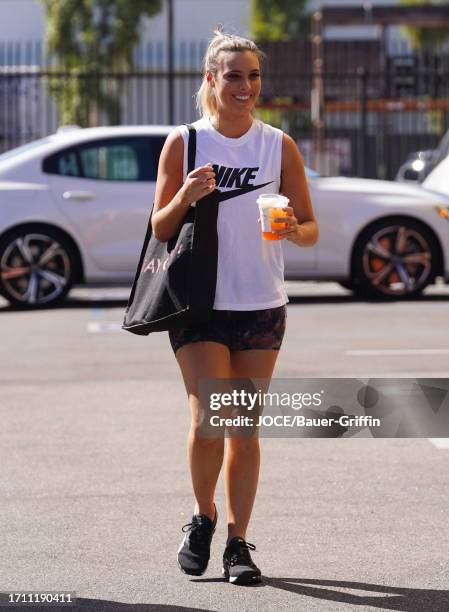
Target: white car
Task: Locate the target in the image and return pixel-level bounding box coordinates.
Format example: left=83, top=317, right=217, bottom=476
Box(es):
left=0, top=125, right=448, bottom=307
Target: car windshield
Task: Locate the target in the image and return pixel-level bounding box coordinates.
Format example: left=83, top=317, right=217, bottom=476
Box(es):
left=0, top=136, right=54, bottom=163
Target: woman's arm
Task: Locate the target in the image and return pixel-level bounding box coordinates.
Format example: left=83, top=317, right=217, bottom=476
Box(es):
left=151, top=129, right=216, bottom=242
left=277, top=133, right=319, bottom=247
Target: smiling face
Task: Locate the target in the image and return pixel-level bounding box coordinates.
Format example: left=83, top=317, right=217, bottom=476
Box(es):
left=207, top=50, right=261, bottom=117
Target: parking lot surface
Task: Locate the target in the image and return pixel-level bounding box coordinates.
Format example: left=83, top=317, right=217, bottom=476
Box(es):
left=1, top=282, right=449, bottom=611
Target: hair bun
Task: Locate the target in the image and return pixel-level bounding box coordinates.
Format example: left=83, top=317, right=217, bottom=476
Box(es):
left=213, top=24, right=225, bottom=37
left=210, top=24, right=233, bottom=45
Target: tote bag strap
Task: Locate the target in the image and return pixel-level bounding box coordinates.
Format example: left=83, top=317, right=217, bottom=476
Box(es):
left=125, top=126, right=197, bottom=313
left=184, top=123, right=197, bottom=174
left=147, top=124, right=196, bottom=219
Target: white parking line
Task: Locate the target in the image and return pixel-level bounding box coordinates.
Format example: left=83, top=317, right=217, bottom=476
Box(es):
left=345, top=349, right=449, bottom=356
left=87, top=321, right=122, bottom=333
left=428, top=439, right=449, bottom=449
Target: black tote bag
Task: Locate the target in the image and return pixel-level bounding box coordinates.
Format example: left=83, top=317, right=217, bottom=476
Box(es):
left=122, top=125, right=220, bottom=335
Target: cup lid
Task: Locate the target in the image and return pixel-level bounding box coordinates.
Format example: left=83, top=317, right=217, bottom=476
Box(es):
left=256, top=193, right=290, bottom=206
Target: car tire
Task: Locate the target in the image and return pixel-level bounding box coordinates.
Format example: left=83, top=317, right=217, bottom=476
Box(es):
left=0, top=226, right=77, bottom=308
left=352, top=218, right=439, bottom=299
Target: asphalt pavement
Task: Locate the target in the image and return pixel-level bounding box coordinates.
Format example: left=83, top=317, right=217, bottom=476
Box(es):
left=1, top=282, right=449, bottom=612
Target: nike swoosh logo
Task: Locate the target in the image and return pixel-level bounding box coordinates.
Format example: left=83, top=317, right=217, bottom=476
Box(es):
left=217, top=181, right=274, bottom=202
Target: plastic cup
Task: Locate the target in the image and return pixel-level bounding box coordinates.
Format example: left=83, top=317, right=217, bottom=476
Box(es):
left=256, top=193, right=290, bottom=241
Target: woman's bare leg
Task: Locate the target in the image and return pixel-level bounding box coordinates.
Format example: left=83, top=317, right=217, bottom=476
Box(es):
left=175, top=341, right=231, bottom=520
left=225, top=349, right=280, bottom=542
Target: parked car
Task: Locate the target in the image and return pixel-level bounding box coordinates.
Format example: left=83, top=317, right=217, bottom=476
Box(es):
left=0, top=125, right=448, bottom=308
left=395, top=129, right=449, bottom=183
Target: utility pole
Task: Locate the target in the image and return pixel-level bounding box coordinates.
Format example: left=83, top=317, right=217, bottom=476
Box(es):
left=167, top=0, right=174, bottom=125
left=311, top=11, right=324, bottom=173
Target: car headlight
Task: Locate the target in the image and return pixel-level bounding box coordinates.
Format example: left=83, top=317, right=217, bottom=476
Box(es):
left=412, top=159, right=425, bottom=172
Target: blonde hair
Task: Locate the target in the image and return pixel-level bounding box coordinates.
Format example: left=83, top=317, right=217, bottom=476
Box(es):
left=195, top=27, right=265, bottom=118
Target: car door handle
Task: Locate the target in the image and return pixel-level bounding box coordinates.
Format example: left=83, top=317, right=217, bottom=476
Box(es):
left=63, top=191, right=95, bottom=200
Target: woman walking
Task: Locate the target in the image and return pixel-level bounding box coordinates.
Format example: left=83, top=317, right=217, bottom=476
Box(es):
left=151, top=29, right=318, bottom=585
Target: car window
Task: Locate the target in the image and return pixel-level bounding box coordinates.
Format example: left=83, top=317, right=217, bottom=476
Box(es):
left=43, top=136, right=165, bottom=181
left=58, top=150, right=81, bottom=176
left=80, top=144, right=139, bottom=180
left=42, top=147, right=81, bottom=176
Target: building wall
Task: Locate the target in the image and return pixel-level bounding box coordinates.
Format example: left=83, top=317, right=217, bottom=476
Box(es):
left=305, top=0, right=410, bottom=53
left=0, top=1, right=45, bottom=41
left=0, top=0, right=412, bottom=52
left=0, top=0, right=415, bottom=67
left=0, top=0, right=251, bottom=48
left=140, top=0, right=251, bottom=42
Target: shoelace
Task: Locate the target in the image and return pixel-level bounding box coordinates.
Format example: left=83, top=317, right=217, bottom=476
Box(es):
left=181, top=518, right=211, bottom=552
left=229, top=540, right=256, bottom=567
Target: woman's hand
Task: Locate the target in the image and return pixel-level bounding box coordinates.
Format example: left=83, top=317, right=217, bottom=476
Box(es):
left=270, top=206, right=317, bottom=246
left=271, top=206, right=300, bottom=243
left=152, top=132, right=217, bottom=242
left=257, top=207, right=308, bottom=245
left=181, top=164, right=216, bottom=205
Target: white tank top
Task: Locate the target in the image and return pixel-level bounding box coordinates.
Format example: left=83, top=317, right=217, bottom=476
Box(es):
left=179, top=117, right=288, bottom=310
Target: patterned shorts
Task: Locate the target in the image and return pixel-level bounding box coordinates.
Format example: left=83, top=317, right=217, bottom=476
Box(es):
left=168, top=305, right=287, bottom=354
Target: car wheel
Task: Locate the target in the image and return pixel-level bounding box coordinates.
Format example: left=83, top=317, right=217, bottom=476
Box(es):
left=353, top=219, right=438, bottom=299
left=0, top=227, right=76, bottom=307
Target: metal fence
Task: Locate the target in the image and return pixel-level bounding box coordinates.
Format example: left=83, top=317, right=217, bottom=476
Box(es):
left=257, top=42, right=449, bottom=179
left=1, top=39, right=448, bottom=180
left=0, top=68, right=203, bottom=146
left=257, top=69, right=449, bottom=180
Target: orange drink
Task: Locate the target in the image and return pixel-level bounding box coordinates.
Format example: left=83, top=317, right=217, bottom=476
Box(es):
left=264, top=207, right=288, bottom=240
left=257, top=193, right=290, bottom=241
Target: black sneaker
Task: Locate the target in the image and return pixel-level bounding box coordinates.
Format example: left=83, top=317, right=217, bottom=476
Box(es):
left=222, top=537, right=262, bottom=585
left=177, top=504, right=217, bottom=576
